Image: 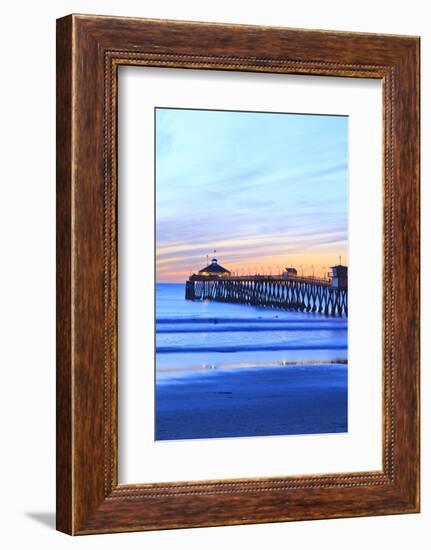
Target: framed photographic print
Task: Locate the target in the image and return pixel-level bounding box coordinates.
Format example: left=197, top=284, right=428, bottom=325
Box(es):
left=56, top=14, right=420, bottom=534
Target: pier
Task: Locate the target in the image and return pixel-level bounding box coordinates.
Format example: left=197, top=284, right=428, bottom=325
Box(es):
left=185, top=259, right=348, bottom=316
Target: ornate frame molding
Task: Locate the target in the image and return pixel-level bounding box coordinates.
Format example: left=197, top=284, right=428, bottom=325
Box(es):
left=57, top=15, right=419, bottom=534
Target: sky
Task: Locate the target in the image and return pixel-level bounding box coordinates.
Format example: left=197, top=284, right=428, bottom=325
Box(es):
left=155, top=107, right=348, bottom=283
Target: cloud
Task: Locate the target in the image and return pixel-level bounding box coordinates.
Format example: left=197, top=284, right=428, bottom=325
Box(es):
left=155, top=108, right=348, bottom=281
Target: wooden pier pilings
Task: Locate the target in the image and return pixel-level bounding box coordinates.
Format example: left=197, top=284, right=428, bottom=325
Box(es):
left=185, top=275, right=347, bottom=316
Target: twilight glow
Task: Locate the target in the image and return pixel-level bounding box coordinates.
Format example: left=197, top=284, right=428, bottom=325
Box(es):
left=156, top=108, right=348, bottom=282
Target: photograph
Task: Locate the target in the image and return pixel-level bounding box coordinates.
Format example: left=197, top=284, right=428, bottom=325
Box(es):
left=155, top=107, right=349, bottom=440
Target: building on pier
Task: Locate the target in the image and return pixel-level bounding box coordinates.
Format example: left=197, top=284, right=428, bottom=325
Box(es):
left=198, top=258, right=231, bottom=278
left=283, top=267, right=298, bottom=279
left=330, top=264, right=348, bottom=289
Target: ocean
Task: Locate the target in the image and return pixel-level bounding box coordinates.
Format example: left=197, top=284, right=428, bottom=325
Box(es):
left=155, top=283, right=348, bottom=440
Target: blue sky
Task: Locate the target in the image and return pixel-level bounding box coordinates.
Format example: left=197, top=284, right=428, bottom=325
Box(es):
left=156, top=108, right=348, bottom=282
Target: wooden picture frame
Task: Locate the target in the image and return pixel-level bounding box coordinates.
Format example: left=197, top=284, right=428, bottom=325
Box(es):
left=56, top=14, right=420, bottom=535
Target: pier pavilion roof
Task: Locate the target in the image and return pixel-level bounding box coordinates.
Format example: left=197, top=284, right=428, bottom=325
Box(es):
left=198, top=258, right=231, bottom=276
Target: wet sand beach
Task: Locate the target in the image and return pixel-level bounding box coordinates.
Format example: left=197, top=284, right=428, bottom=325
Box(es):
left=156, top=364, right=347, bottom=440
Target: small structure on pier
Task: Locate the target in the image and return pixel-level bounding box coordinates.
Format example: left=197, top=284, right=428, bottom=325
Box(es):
left=198, top=258, right=231, bottom=278
left=330, top=264, right=348, bottom=289
left=283, top=267, right=298, bottom=279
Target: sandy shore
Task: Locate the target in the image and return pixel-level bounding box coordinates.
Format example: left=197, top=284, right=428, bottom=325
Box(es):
left=156, top=364, right=347, bottom=440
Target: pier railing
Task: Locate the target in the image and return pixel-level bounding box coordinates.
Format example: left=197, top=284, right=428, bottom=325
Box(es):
left=185, top=275, right=347, bottom=316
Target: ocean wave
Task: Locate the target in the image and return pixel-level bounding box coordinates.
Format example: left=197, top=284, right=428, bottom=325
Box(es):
left=157, top=343, right=348, bottom=354
left=157, top=325, right=346, bottom=334
left=156, top=360, right=348, bottom=380
left=156, top=317, right=346, bottom=324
